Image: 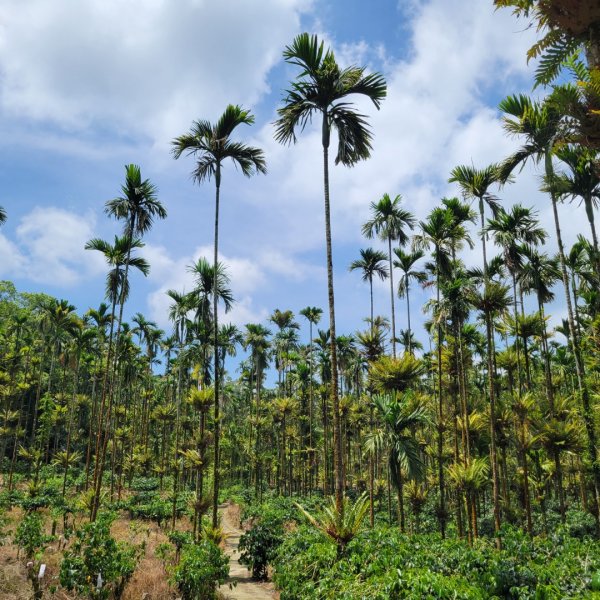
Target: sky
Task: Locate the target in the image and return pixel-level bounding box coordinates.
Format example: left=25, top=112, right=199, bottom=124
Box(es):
left=0, top=0, right=585, bottom=371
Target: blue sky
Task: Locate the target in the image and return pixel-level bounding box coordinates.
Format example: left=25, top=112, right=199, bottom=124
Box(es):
left=0, top=0, right=582, bottom=370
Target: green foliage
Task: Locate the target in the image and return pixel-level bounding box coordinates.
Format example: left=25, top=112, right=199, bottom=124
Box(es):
left=296, top=494, right=369, bottom=556
left=171, top=540, right=229, bottom=600
left=237, top=495, right=299, bottom=579
left=274, top=524, right=600, bottom=599
left=14, top=512, right=49, bottom=559
left=239, top=520, right=284, bottom=580
left=59, top=512, right=139, bottom=599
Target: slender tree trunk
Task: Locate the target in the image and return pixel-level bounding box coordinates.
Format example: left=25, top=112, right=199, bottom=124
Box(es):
left=548, top=155, right=600, bottom=528
left=435, top=262, right=446, bottom=538
left=212, top=165, right=221, bottom=527
left=486, top=312, right=502, bottom=548
left=308, top=321, right=314, bottom=495
left=406, top=278, right=412, bottom=354
left=584, top=195, right=600, bottom=278
left=322, top=113, right=343, bottom=513
left=388, top=237, right=396, bottom=358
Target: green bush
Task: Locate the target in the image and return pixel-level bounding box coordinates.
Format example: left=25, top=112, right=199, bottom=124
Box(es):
left=171, top=540, right=229, bottom=600
left=59, top=512, right=139, bottom=599
left=239, top=520, right=284, bottom=579
left=14, top=512, right=49, bottom=559
left=273, top=524, right=600, bottom=599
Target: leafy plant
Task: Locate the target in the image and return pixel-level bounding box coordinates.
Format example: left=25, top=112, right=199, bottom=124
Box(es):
left=296, top=493, right=369, bottom=556
left=14, top=511, right=49, bottom=559
left=171, top=540, right=229, bottom=600
left=239, top=520, right=284, bottom=579
left=59, top=512, right=139, bottom=599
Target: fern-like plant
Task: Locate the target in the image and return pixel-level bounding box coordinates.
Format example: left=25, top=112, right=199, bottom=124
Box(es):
left=296, top=494, right=369, bottom=557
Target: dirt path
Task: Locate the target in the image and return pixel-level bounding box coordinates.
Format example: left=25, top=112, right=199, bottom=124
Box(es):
left=218, top=504, right=277, bottom=600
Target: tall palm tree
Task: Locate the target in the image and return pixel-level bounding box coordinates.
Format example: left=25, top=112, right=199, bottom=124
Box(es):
left=469, top=281, right=512, bottom=546
left=243, top=323, right=271, bottom=498
left=553, top=145, right=600, bottom=276
left=362, top=194, right=415, bottom=358
left=270, top=309, right=300, bottom=395
left=275, top=32, right=386, bottom=512
left=349, top=248, right=388, bottom=331
left=413, top=206, right=457, bottom=537
left=173, top=108, right=265, bottom=526
left=485, top=205, right=547, bottom=392
left=104, top=164, right=166, bottom=378
left=449, top=163, right=502, bottom=276
left=499, top=93, right=600, bottom=525
left=393, top=248, right=426, bottom=354
left=519, top=245, right=561, bottom=413
left=485, top=206, right=547, bottom=537
left=85, top=235, right=150, bottom=520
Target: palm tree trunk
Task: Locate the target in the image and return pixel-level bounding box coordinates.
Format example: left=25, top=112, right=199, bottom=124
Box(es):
left=485, top=312, right=502, bottom=549
left=212, top=164, right=221, bottom=528
left=584, top=195, right=600, bottom=278
left=548, top=154, right=600, bottom=528
left=435, top=262, right=446, bottom=538
left=388, top=237, right=396, bottom=358
left=62, top=352, right=81, bottom=499
left=406, top=278, right=412, bottom=354
left=322, top=113, right=343, bottom=513
left=90, top=297, right=118, bottom=521
left=308, top=321, right=314, bottom=495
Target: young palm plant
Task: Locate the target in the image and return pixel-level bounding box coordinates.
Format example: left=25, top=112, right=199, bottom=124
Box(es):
left=296, top=493, right=369, bottom=558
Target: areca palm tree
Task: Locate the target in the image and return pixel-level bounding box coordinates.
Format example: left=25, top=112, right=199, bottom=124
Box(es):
left=499, top=93, right=600, bottom=525
left=368, top=393, right=427, bottom=532
left=469, top=281, right=511, bottom=545
left=485, top=205, right=547, bottom=393
left=349, top=248, right=388, bottom=332
left=173, top=105, right=266, bottom=526
left=413, top=206, right=458, bottom=537
left=553, top=145, right=600, bottom=275
left=275, top=32, right=386, bottom=513
left=520, top=245, right=561, bottom=411
left=449, top=163, right=502, bottom=276
left=362, top=194, right=415, bottom=358
left=85, top=235, right=150, bottom=520
left=394, top=248, right=426, bottom=354
left=243, top=323, right=271, bottom=498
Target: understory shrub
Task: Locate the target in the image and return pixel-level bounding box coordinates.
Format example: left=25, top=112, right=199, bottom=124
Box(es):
left=239, top=520, right=284, bottom=579
left=238, top=495, right=300, bottom=579
left=171, top=539, right=229, bottom=599
left=59, top=512, right=139, bottom=599
left=273, top=524, right=600, bottom=599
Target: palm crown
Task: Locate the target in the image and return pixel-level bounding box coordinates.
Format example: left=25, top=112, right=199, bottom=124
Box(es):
left=274, top=32, right=386, bottom=163
left=172, top=105, right=267, bottom=184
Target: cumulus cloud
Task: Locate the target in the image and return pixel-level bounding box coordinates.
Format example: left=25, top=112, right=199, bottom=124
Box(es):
left=0, top=207, right=105, bottom=286
left=143, top=241, right=327, bottom=330
left=0, top=0, right=579, bottom=346
left=0, top=0, right=312, bottom=146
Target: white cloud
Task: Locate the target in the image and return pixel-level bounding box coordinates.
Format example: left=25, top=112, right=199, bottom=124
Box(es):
left=0, top=207, right=105, bottom=286
left=0, top=0, right=312, bottom=146
left=0, top=233, right=26, bottom=277
left=0, top=0, right=581, bottom=350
